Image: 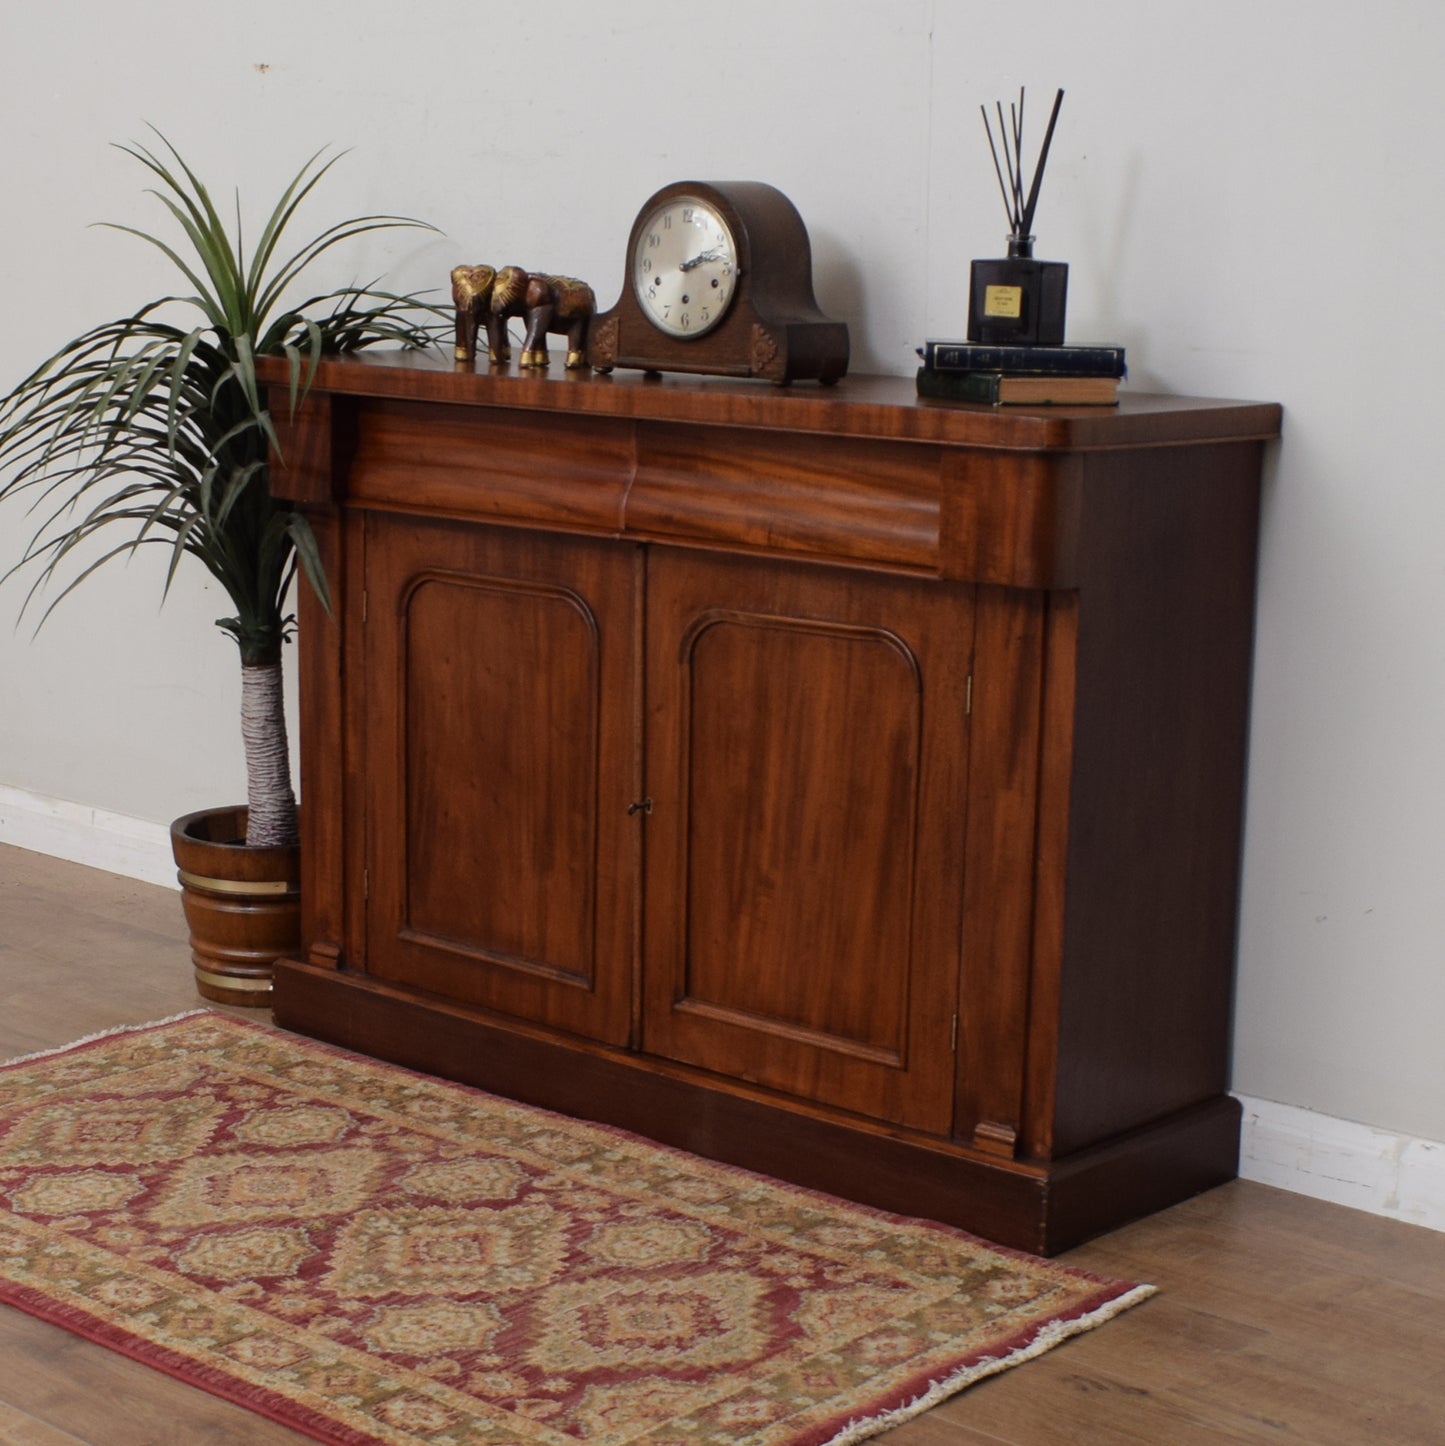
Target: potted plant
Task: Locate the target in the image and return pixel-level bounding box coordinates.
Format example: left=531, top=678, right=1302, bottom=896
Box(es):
left=0, top=134, right=442, bottom=1004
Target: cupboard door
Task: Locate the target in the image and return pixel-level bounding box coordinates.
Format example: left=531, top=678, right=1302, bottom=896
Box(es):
left=642, top=550, right=973, bottom=1132
left=361, top=514, right=637, bottom=1045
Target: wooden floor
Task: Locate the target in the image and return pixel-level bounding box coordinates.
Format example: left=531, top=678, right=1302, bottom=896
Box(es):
left=1, top=844, right=1442, bottom=1445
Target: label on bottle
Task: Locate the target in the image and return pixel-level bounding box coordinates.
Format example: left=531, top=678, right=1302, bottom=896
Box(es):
left=984, top=285, right=1023, bottom=319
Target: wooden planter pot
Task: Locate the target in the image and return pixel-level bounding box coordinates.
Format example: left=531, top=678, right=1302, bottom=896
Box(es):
left=170, top=806, right=300, bottom=1007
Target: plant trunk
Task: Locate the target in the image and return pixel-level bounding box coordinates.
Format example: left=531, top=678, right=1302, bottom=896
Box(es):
left=241, top=659, right=299, bottom=847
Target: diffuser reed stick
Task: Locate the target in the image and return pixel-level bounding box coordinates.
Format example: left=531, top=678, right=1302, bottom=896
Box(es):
left=980, top=87, right=1065, bottom=242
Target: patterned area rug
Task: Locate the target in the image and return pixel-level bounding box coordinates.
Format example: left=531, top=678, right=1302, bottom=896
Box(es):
left=0, top=1013, right=1152, bottom=1445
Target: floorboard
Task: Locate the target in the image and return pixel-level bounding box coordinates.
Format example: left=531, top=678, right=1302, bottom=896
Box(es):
left=1, top=843, right=1442, bottom=1444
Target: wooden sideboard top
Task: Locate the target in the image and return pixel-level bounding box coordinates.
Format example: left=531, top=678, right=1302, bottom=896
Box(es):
left=260, top=349, right=1281, bottom=453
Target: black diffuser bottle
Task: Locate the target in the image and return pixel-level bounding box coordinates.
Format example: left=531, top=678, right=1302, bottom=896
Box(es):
left=967, top=88, right=1069, bottom=346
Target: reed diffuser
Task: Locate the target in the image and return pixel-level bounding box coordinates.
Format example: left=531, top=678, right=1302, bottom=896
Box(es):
left=967, top=87, right=1068, bottom=346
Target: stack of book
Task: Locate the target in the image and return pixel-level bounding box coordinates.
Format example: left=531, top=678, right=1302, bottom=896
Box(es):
left=916, top=340, right=1126, bottom=406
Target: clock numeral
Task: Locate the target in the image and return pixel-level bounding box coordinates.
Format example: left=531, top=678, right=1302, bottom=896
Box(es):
left=641, top=257, right=652, bottom=274
left=648, top=232, right=660, bottom=249
left=682, top=207, right=694, bottom=224
left=646, top=285, right=657, bottom=301
left=680, top=313, right=691, bottom=330
left=700, top=307, right=710, bottom=323
left=663, top=214, right=672, bottom=230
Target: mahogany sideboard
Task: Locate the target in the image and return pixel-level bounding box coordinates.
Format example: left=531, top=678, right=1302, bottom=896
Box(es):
left=263, top=351, right=1281, bottom=1254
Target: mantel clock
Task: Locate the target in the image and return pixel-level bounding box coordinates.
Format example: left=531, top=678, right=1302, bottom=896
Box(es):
left=588, top=181, right=849, bottom=385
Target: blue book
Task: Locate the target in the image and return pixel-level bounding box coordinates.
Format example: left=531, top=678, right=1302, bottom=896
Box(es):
left=917, top=340, right=1127, bottom=377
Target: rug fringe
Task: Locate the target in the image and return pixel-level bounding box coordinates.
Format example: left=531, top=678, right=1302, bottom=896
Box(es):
left=821, top=1283, right=1158, bottom=1445
left=1, top=1009, right=214, bottom=1068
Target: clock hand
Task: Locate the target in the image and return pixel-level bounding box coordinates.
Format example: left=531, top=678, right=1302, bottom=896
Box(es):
left=679, top=248, right=725, bottom=272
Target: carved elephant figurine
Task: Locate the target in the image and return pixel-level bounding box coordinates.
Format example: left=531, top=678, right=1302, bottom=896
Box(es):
left=451, top=264, right=595, bottom=369
left=451, top=264, right=497, bottom=362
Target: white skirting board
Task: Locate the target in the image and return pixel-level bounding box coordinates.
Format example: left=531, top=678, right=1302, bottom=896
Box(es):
left=1236, top=1094, right=1445, bottom=1234
left=0, top=783, right=177, bottom=890
left=1, top=783, right=1441, bottom=1235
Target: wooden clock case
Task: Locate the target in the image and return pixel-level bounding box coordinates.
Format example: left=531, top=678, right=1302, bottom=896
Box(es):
left=587, top=181, right=849, bottom=384
left=261, top=352, right=1279, bottom=1255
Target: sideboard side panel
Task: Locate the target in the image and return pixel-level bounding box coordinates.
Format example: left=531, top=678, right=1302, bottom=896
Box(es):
left=1049, top=441, right=1264, bottom=1156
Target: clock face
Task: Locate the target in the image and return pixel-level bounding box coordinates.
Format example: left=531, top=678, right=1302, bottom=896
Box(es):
left=631, top=196, right=739, bottom=339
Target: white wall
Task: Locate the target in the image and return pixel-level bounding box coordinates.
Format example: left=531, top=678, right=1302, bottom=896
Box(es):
left=3, top=2, right=1444, bottom=1151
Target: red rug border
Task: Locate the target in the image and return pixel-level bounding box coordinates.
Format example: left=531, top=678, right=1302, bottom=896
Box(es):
left=0, top=1275, right=372, bottom=1445
left=0, top=1270, right=1150, bottom=1446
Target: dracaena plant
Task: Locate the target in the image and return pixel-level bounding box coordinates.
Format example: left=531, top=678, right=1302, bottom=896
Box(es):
left=0, top=135, right=443, bottom=848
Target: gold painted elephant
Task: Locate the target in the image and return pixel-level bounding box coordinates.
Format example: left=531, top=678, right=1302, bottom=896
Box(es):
left=451, top=264, right=595, bottom=369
